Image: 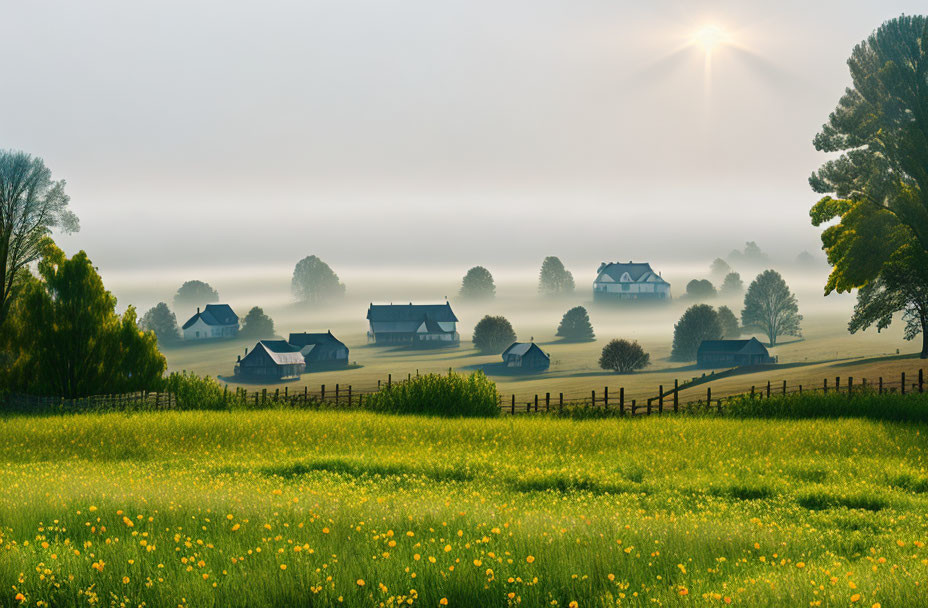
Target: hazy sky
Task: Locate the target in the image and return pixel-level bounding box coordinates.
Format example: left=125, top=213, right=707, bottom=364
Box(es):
left=3, top=0, right=925, bottom=277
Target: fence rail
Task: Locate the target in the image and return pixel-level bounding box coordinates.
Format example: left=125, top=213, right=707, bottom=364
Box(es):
left=3, top=369, right=925, bottom=415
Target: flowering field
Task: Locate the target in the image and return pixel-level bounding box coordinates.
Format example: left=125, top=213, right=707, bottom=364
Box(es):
left=0, top=411, right=926, bottom=607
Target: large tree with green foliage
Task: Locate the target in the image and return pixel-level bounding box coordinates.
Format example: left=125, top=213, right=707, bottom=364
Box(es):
left=0, top=150, right=78, bottom=329
left=556, top=306, right=595, bottom=341
left=459, top=266, right=495, bottom=299
left=810, top=16, right=928, bottom=295
left=139, top=302, right=180, bottom=345
left=472, top=315, right=517, bottom=354
left=671, top=304, right=722, bottom=361
left=849, top=246, right=928, bottom=358
left=239, top=306, right=276, bottom=339
left=717, top=305, right=741, bottom=339
left=3, top=245, right=165, bottom=397
left=741, top=270, right=802, bottom=347
left=291, top=255, right=345, bottom=303
left=538, top=256, right=575, bottom=296
left=173, top=280, right=219, bottom=315
left=599, top=339, right=649, bottom=373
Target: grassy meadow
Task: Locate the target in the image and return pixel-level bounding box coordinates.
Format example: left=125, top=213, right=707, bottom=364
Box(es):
left=2, top=409, right=928, bottom=607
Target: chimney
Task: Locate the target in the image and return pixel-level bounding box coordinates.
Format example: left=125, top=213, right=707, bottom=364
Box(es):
left=244, top=346, right=248, bottom=355
left=237, top=355, right=241, bottom=362
left=197, top=306, right=200, bottom=314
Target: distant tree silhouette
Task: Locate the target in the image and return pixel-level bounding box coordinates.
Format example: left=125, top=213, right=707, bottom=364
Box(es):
left=556, top=306, right=595, bottom=341
left=140, top=302, right=180, bottom=345
left=459, top=266, right=495, bottom=299
left=721, top=272, right=744, bottom=294
left=239, top=306, right=276, bottom=339
left=741, top=270, right=802, bottom=346
left=174, top=280, right=219, bottom=316
left=599, top=339, right=650, bottom=373
left=717, top=305, right=741, bottom=338
left=291, top=255, right=345, bottom=303
left=538, top=257, right=575, bottom=296
left=472, top=315, right=517, bottom=354
left=686, top=279, right=717, bottom=300
left=710, top=258, right=731, bottom=279
left=671, top=304, right=723, bottom=361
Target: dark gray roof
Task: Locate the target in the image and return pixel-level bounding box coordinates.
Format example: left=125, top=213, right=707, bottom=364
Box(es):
left=242, top=340, right=305, bottom=366
left=595, top=262, right=668, bottom=284
left=288, top=331, right=346, bottom=348
left=697, top=338, right=769, bottom=355
left=182, top=304, right=238, bottom=329
left=502, top=342, right=548, bottom=358
left=367, top=303, right=458, bottom=323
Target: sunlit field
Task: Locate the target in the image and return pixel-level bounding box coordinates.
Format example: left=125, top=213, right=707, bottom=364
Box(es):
left=2, top=410, right=927, bottom=607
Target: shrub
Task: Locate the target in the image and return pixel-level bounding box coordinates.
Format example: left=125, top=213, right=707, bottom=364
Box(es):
left=162, top=372, right=243, bottom=411
left=362, top=371, right=500, bottom=417
left=599, top=339, right=650, bottom=373
left=556, top=306, right=595, bottom=341
left=472, top=315, right=517, bottom=354
left=671, top=304, right=722, bottom=361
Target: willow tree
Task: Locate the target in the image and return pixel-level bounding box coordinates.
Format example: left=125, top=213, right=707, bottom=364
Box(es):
left=810, top=16, right=928, bottom=294
left=0, top=150, right=78, bottom=328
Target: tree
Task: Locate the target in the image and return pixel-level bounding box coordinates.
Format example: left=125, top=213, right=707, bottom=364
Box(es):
left=556, top=306, right=595, bottom=341
left=139, top=302, right=180, bottom=345
left=472, top=315, right=517, bottom=354
left=239, top=306, right=276, bottom=339
left=459, top=266, right=495, bottom=299
left=291, top=255, right=345, bottom=303
left=728, top=242, right=769, bottom=266
left=671, top=304, right=723, bottom=361
left=848, top=246, right=928, bottom=358
left=538, top=256, right=575, bottom=296
left=721, top=272, right=744, bottom=294
left=174, top=280, right=219, bottom=316
left=741, top=270, right=802, bottom=346
left=686, top=279, right=717, bottom=300
left=0, top=150, right=78, bottom=329
left=599, top=339, right=650, bottom=373
left=810, top=16, right=928, bottom=295
left=710, top=258, right=731, bottom=279
left=3, top=244, right=165, bottom=397
left=717, top=305, right=741, bottom=338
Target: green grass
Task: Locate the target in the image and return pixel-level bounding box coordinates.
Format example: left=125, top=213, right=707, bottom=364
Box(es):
left=1, top=411, right=928, bottom=607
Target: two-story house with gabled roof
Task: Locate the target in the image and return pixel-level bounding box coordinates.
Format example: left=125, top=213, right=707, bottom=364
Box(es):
left=182, top=304, right=239, bottom=340
left=593, top=261, right=671, bottom=301
left=366, top=302, right=459, bottom=347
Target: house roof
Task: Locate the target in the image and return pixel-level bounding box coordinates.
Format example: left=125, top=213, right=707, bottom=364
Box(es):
left=502, top=342, right=549, bottom=358
left=594, top=262, right=669, bottom=285
left=422, top=318, right=454, bottom=333
left=288, top=331, right=346, bottom=349
left=697, top=337, right=769, bottom=356
left=367, top=303, right=458, bottom=323
left=246, top=340, right=305, bottom=366
left=182, top=304, right=238, bottom=330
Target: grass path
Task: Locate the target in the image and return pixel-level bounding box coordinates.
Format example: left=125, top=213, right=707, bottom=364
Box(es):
left=1, top=411, right=927, bottom=606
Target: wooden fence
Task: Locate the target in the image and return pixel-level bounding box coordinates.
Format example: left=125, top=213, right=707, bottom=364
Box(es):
left=2, top=368, right=925, bottom=415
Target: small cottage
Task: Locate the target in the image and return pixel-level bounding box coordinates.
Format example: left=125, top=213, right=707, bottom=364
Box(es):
left=366, top=303, right=459, bottom=347
left=696, top=337, right=776, bottom=369
left=593, top=262, right=671, bottom=301
left=234, top=340, right=306, bottom=380
left=501, top=342, right=550, bottom=371
left=288, top=331, right=350, bottom=369
left=182, top=304, right=239, bottom=340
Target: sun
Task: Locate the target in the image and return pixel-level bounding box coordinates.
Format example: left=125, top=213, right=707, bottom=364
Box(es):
left=692, top=24, right=729, bottom=52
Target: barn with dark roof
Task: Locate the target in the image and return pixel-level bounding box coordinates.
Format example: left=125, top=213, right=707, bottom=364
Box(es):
left=696, top=338, right=776, bottom=369
left=502, top=342, right=550, bottom=371
left=593, top=261, right=671, bottom=301
left=366, top=303, right=459, bottom=347
left=288, top=331, right=350, bottom=369
left=182, top=304, right=239, bottom=340
left=234, top=340, right=305, bottom=380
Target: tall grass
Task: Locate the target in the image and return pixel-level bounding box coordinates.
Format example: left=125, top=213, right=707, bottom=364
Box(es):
left=720, top=389, right=928, bottom=422
left=362, top=371, right=500, bottom=417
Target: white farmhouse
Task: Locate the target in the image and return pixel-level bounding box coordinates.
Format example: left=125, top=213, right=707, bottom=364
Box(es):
left=593, top=262, right=671, bottom=301
left=182, top=304, right=239, bottom=340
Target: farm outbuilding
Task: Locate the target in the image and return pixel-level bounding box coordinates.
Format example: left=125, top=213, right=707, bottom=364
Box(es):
left=182, top=304, right=239, bottom=340
left=696, top=337, right=776, bottom=369
left=366, top=303, right=459, bottom=347
left=288, top=331, right=349, bottom=369
left=234, top=340, right=306, bottom=380
left=502, top=342, right=550, bottom=371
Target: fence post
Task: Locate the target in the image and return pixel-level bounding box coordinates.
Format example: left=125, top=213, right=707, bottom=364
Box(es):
left=321, top=385, right=326, bottom=401
left=559, top=393, right=564, bottom=412
left=848, top=377, right=853, bottom=395
left=604, top=387, right=609, bottom=409
left=902, top=372, right=906, bottom=395
left=920, top=369, right=924, bottom=393
left=619, top=387, right=625, bottom=415
left=274, top=388, right=279, bottom=402
left=304, top=386, right=308, bottom=402
left=707, top=386, right=712, bottom=406
left=534, top=394, right=538, bottom=412
left=348, top=385, right=352, bottom=405
left=283, top=386, right=287, bottom=399
left=824, top=378, right=828, bottom=394
left=751, top=385, right=755, bottom=398
left=835, top=377, right=840, bottom=393
left=674, top=379, right=679, bottom=413
left=254, top=392, right=259, bottom=407
left=336, top=384, right=340, bottom=404
left=631, top=399, right=636, bottom=414
left=798, top=385, right=802, bottom=395
left=262, top=388, right=267, bottom=404
left=658, top=385, right=663, bottom=414
left=546, top=392, right=550, bottom=411
left=766, top=381, right=771, bottom=398
left=511, top=395, right=515, bottom=415
left=647, top=398, right=652, bottom=415
left=782, top=380, right=786, bottom=395
left=592, top=390, right=596, bottom=407
left=388, top=374, right=392, bottom=387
